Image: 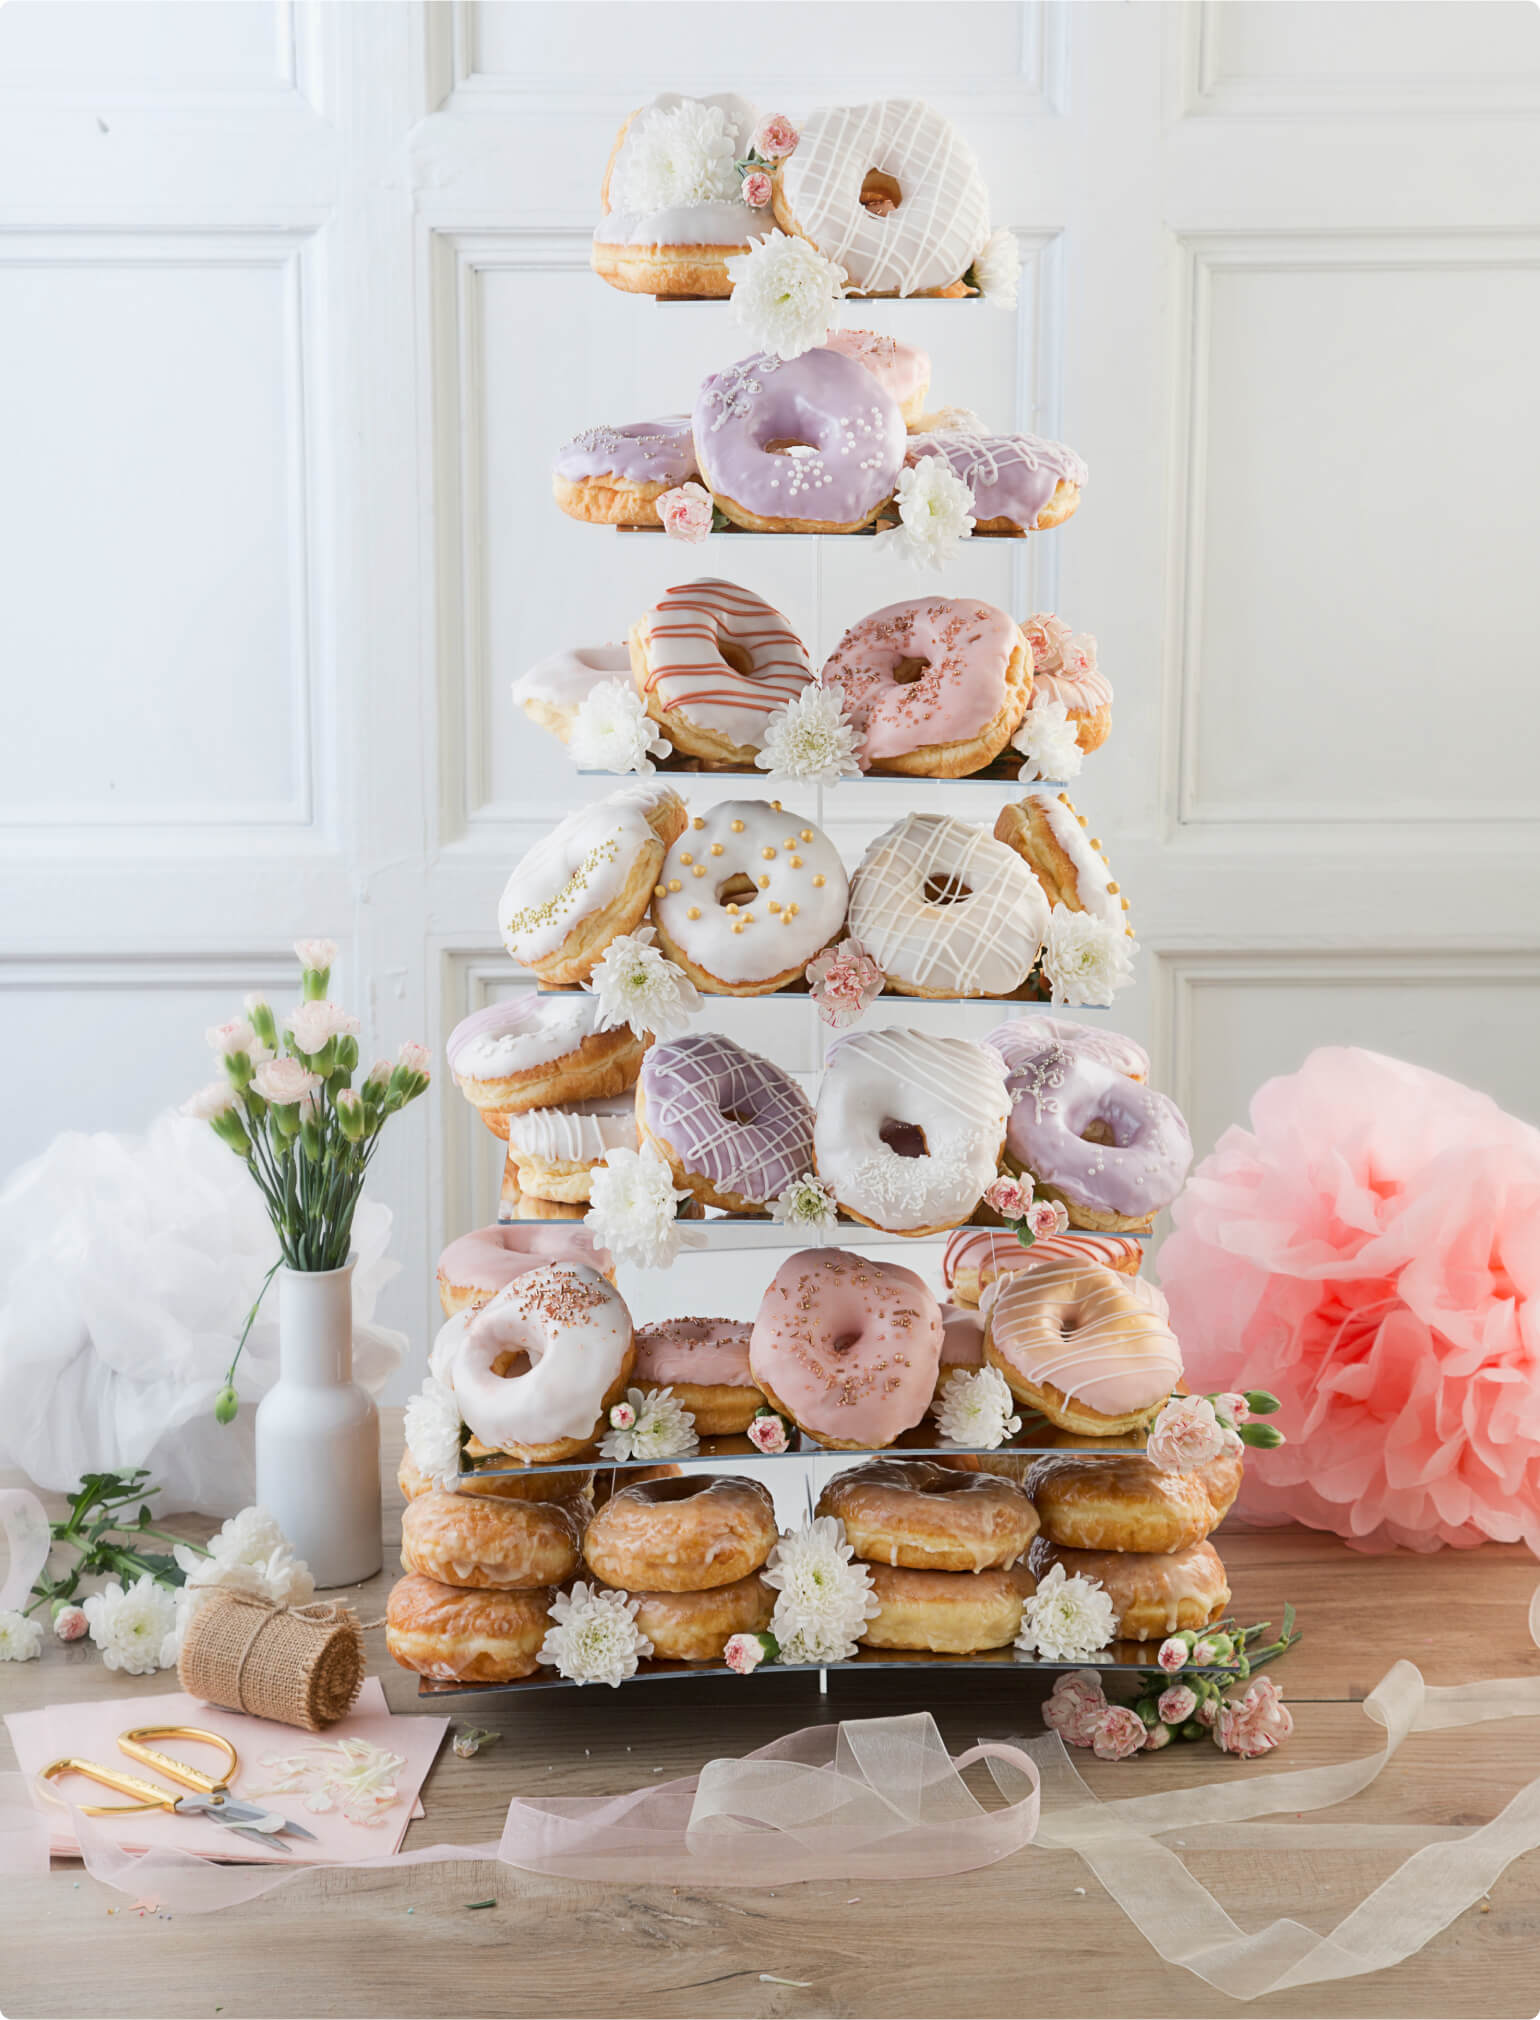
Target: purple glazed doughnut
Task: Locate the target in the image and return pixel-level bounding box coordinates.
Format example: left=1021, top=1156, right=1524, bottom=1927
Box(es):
left=553, top=415, right=699, bottom=526
left=636, top=1032, right=814, bottom=1215
left=692, top=349, right=905, bottom=534
left=987, top=1014, right=1150, bottom=1085
left=904, top=430, right=1087, bottom=535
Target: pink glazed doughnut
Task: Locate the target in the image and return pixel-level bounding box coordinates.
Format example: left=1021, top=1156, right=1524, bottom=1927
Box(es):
left=749, top=1248, right=943, bottom=1451
left=436, top=1224, right=615, bottom=1319
left=633, top=1316, right=766, bottom=1434
left=823, top=330, right=931, bottom=426
left=693, top=348, right=906, bottom=534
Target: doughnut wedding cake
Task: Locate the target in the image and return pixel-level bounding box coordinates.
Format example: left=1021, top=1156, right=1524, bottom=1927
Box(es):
left=389, top=93, right=1267, bottom=1702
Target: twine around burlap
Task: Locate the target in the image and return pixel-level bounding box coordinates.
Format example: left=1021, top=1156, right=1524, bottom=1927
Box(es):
left=176, top=1588, right=370, bottom=1732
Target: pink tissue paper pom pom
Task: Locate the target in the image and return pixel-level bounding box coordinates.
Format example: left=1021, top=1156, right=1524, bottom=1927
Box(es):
left=658, top=482, right=713, bottom=545
left=1158, top=1046, right=1540, bottom=1553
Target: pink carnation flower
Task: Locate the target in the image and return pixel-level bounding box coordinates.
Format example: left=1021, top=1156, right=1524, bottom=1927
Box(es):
left=54, top=1605, right=88, bottom=1642
left=1026, top=1198, right=1069, bottom=1239
left=1041, top=1669, right=1107, bottom=1746
left=1215, top=1676, right=1293, bottom=1759
left=253, top=1056, right=321, bottom=1108
left=1090, top=1706, right=1147, bottom=1761
left=1156, top=1636, right=1189, bottom=1673
left=658, top=482, right=714, bottom=545
left=806, top=938, right=883, bottom=1029
left=1157, top=1683, right=1198, bottom=1725
left=1146, top=1394, right=1230, bottom=1475
left=742, top=170, right=773, bottom=208
left=984, top=1175, right=1032, bottom=1222
left=755, top=114, right=798, bottom=160
left=747, top=1412, right=791, bottom=1455
left=284, top=999, right=359, bottom=1055
left=1214, top=1391, right=1251, bottom=1427
left=397, top=1041, right=431, bottom=1077
left=724, top=1632, right=770, bottom=1676
left=608, top=1399, right=637, bottom=1432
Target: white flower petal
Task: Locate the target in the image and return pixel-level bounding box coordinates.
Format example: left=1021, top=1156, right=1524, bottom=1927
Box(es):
left=725, top=237, right=846, bottom=361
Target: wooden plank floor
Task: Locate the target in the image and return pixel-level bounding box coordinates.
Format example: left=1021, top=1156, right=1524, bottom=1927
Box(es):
left=2, top=1416, right=1537, bottom=2019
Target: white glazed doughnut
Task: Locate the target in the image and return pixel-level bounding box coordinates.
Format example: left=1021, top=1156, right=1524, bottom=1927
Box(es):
left=511, top=642, right=631, bottom=744
left=446, top=992, right=645, bottom=1118
left=774, top=100, right=990, bottom=297
left=503, top=1091, right=640, bottom=1202
left=593, top=93, right=770, bottom=298
left=846, top=812, right=1049, bottom=998
left=629, top=578, right=812, bottom=766
left=450, top=1262, right=635, bottom=1464
left=498, top=783, right=687, bottom=985
left=994, top=793, right=1131, bottom=936
left=814, top=1027, right=1010, bottom=1235
left=651, top=798, right=848, bottom=994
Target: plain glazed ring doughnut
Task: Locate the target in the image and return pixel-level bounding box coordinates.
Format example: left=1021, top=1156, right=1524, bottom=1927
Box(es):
left=859, top=1563, right=1035, bottom=1654
left=399, top=1489, right=586, bottom=1590
left=552, top=416, right=700, bottom=526
left=633, top=1316, right=765, bottom=1434
left=582, top=1475, right=777, bottom=1593
left=637, top=1032, right=814, bottom=1213
left=499, top=783, right=687, bottom=986
left=817, top=1459, right=1039, bottom=1572
left=615, top=1572, right=775, bottom=1661
left=397, top=1448, right=596, bottom=1507
left=846, top=813, right=1048, bottom=998
left=1019, top=615, right=1112, bottom=754
left=1027, top=1537, right=1230, bottom=1641
left=994, top=794, right=1132, bottom=942
left=447, top=993, right=646, bottom=1121
left=629, top=578, right=812, bottom=767
left=905, top=430, right=1087, bottom=533
left=436, top=1224, right=614, bottom=1319
left=385, top=1574, right=553, bottom=1684
left=824, top=330, right=931, bottom=425
left=985, top=1261, right=1182, bottom=1435
left=1025, top=1450, right=1242, bottom=1555
left=693, top=349, right=906, bottom=535
left=820, top=598, right=1031, bottom=778
left=450, top=1262, right=635, bottom=1464
left=942, top=1227, right=1144, bottom=1308
left=813, top=1027, right=1010, bottom=1235
left=749, top=1249, right=942, bottom=1451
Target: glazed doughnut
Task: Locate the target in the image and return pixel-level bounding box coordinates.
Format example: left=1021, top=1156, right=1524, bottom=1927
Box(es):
left=553, top=416, right=700, bottom=526
left=987, top=1013, right=1148, bottom=1085
left=399, top=1488, right=586, bottom=1590
left=617, top=1572, right=774, bottom=1662
left=860, top=1563, right=1035, bottom=1654
left=400, top=1445, right=595, bottom=1507
left=500, top=1174, right=590, bottom=1223
left=637, top=1032, right=814, bottom=1213
left=772, top=100, right=990, bottom=298
left=385, top=1574, right=552, bottom=1684
left=590, top=1463, right=682, bottom=1511
left=942, top=1227, right=1143, bottom=1308
left=846, top=813, right=1048, bottom=998
left=984, top=1260, right=1182, bottom=1435
left=447, top=993, right=646, bottom=1119
left=813, top=1027, right=1009, bottom=1235
left=650, top=798, right=848, bottom=995
left=436, top=1224, right=613, bottom=1319
left=1017, top=615, right=1112, bottom=755
left=693, top=349, right=905, bottom=535
left=905, top=430, right=1086, bottom=533
left=994, top=794, right=1132, bottom=939
left=749, top=1248, right=942, bottom=1451
left=1025, top=1449, right=1242, bottom=1555
left=450, top=1262, right=635, bottom=1464
left=499, top=783, right=687, bottom=986
left=823, top=330, right=931, bottom=425
left=593, top=93, right=769, bottom=299
left=633, top=1316, right=765, bottom=1434
left=511, top=641, right=632, bottom=745
left=938, top=1300, right=986, bottom=1373
left=817, top=1459, right=1038, bottom=1573
left=986, top=1026, right=1192, bottom=1234
left=629, top=579, right=812, bottom=767
left=1027, top=1537, right=1230, bottom=1641
left=582, top=1475, right=777, bottom=1592
left=819, top=598, right=1031, bottom=777
left=501, top=1092, right=639, bottom=1203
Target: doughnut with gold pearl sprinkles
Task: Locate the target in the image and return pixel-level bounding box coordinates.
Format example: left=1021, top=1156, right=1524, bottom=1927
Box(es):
left=498, top=782, right=686, bottom=987
left=650, top=797, right=847, bottom=995
left=1026, top=1536, right=1230, bottom=1641
left=941, top=1226, right=1143, bottom=1308
left=904, top=428, right=1087, bottom=533
left=511, top=641, right=632, bottom=745
left=993, top=792, right=1132, bottom=939
left=592, top=93, right=771, bottom=299
left=552, top=416, right=700, bottom=526
left=628, top=578, right=812, bottom=767
left=632, top=1315, right=765, bottom=1434
left=447, top=993, right=646, bottom=1119
left=823, top=329, right=932, bottom=425
left=436, top=1224, right=615, bottom=1319
left=637, top=1031, right=814, bottom=1214
left=984, top=1260, right=1183, bottom=1437
left=1020, top=615, right=1112, bottom=754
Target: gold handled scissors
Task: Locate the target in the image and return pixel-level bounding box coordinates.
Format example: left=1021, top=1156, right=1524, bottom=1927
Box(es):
left=39, top=1724, right=318, bottom=1853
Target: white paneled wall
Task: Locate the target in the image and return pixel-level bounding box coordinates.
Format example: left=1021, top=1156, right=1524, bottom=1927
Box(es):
left=4, top=2, right=1538, bottom=1393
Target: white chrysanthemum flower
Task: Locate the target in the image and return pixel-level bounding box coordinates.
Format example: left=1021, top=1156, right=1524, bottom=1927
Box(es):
left=586, top=925, right=700, bottom=1042
left=585, top=1143, right=691, bottom=1269
left=0, top=1608, right=42, bottom=1662
left=569, top=679, right=672, bottom=775
left=613, top=100, right=743, bottom=214
left=934, top=1366, right=1023, bottom=1450
left=880, top=457, right=975, bottom=571
left=755, top=684, right=864, bottom=784
left=404, top=1376, right=464, bottom=1489
left=538, top=1581, right=654, bottom=1687
left=762, top=1517, right=879, bottom=1664
left=970, top=227, right=1022, bottom=307
left=1015, top=1562, right=1116, bottom=1663
left=1040, top=905, right=1137, bottom=1007
left=725, top=234, right=846, bottom=361
left=1011, top=697, right=1083, bottom=782
left=600, top=1385, right=699, bottom=1462
left=83, top=1573, right=178, bottom=1677
left=769, top=1174, right=840, bottom=1244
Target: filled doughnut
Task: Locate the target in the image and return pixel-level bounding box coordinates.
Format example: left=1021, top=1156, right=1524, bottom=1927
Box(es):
left=813, top=1027, right=1009, bottom=1235
left=449, top=1262, right=635, bottom=1463
left=399, top=1488, right=587, bottom=1590
left=553, top=416, right=700, bottom=526
left=823, top=330, right=931, bottom=425
left=749, top=1248, right=942, bottom=1451
left=693, top=349, right=906, bottom=535
left=592, top=93, right=769, bottom=298
left=817, top=1459, right=1038, bottom=1573
left=1018, top=615, right=1111, bottom=754
left=859, top=1563, right=1035, bottom=1653
left=499, top=783, right=687, bottom=986
left=772, top=100, right=990, bottom=298
left=447, top=993, right=646, bottom=1119
left=511, top=641, right=632, bottom=745
left=650, top=798, right=847, bottom=994
left=436, top=1224, right=613, bottom=1319
left=994, top=794, right=1132, bottom=940
left=987, top=1013, right=1149, bottom=1085
left=501, top=1092, right=639, bottom=1203
left=1027, top=1537, right=1230, bottom=1641
left=629, top=579, right=812, bottom=767
left=819, top=598, right=1031, bottom=777
left=633, top=1316, right=765, bottom=1434
left=1026, top=1448, right=1242, bottom=1555
left=637, top=1031, right=814, bottom=1214
left=905, top=429, right=1086, bottom=533
left=398, top=1447, right=595, bottom=1507
left=984, top=1260, right=1182, bottom=1435
left=846, top=812, right=1048, bottom=998
left=942, top=1227, right=1143, bottom=1308
left=582, top=1474, right=778, bottom=1592
left=617, top=1573, right=774, bottom=1662
left=385, top=1574, right=553, bottom=1684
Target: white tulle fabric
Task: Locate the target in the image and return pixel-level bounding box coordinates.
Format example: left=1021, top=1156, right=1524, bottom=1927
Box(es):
left=0, top=1115, right=406, bottom=1515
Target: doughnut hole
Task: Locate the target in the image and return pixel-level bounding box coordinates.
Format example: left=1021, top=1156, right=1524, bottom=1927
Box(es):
left=490, top=1349, right=532, bottom=1379
left=1082, top=1117, right=1117, bottom=1146
left=922, top=872, right=971, bottom=906
left=764, top=439, right=820, bottom=458
left=715, top=871, right=759, bottom=912
left=717, top=637, right=756, bottom=680
left=880, top=1118, right=928, bottom=1160
left=861, top=168, right=903, bottom=217
left=892, top=656, right=929, bottom=686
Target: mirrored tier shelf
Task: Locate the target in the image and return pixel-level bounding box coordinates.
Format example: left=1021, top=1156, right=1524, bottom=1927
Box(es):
left=495, top=1200, right=1150, bottom=1238
left=530, top=980, right=1121, bottom=1008
left=613, top=522, right=1026, bottom=539
left=575, top=762, right=1070, bottom=786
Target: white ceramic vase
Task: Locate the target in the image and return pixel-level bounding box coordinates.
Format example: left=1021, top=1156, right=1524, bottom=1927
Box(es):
left=254, top=1259, right=382, bottom=1589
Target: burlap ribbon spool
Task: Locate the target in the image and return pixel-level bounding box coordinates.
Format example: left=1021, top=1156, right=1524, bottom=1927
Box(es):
left=176, top=1588, right=368, bottom=1732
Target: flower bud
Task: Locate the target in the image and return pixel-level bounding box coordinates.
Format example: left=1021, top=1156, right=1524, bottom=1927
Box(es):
left=1142, top=1721, right=1173, bottom=1750
left=244, top=995, right=279, bottom=1052
left=1134, top=1695, right=1163, bottom=1728
left=211, top=1108, right=252, bottom=1159
left=1239, top=1421, right=1285, bottom=1448
left=300, top=1116, right=324, bottom=1163
left=1181, top=1719, right=1207, bottom=1742
left=334, top=1033, right=359, bottom=1075
left=1244, top=1389, right=1282, bottom=1416
left=336, top=1088, right=366, bottom=1141
left=223, top=1049, right=254, bottom=1090
left=364, top=1058, right=392, bottom=1094
left=214, top=1385, right=240, bottom=1425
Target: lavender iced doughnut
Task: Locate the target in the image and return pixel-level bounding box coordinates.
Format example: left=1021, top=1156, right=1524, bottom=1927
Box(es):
left=633, top=1316, right=765, bottom=1434
left=987, top=1014, right=1149, bottom=1085
left=693, top=350, right=905, bottom=534
left=637, top=1031, right=814, bottom=1215
left=905, top=431, right=1087, bottom=535
left=436, top=1224, right=615, bottom=1319
left=511, top=642, right=631, bottom=744
left=553, top=416, right=699, bottom=527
